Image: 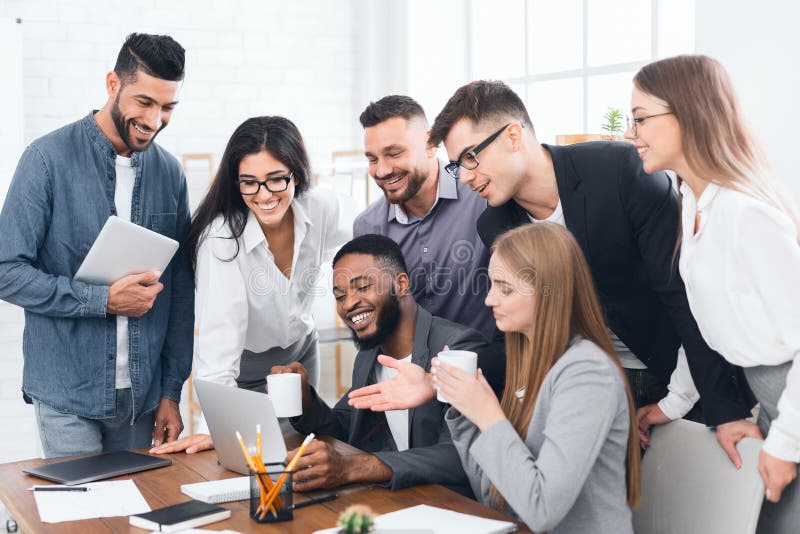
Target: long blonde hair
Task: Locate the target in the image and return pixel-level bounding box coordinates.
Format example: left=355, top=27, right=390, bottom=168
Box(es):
left=489, top=223, right=641, bottom=509
left=634, top=54, right=800, bottom=240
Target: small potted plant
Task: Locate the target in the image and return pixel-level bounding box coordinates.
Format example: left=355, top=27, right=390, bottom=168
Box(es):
left=601, top=107, right=625, bottom=140
left=337, top=505, right=375, bottom=534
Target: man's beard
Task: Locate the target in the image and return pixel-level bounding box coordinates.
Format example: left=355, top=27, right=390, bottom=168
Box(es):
left=110, top=92, right=161, bottom=153
left=379, top=166, right=427, bottom=205
left=349, top=291, right=402, bottom=351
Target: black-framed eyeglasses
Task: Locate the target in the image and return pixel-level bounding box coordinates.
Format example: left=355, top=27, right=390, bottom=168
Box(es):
left=625, top=112, right=673, bottom=136
left=237, top=172, right=294, bottom=195
left=445, top=123, right=511, bottom=179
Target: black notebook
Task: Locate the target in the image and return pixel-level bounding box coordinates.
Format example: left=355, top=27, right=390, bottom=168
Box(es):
left=129, top=500, right=231, bottom=532
left=23, top=450, right=172, bottom=485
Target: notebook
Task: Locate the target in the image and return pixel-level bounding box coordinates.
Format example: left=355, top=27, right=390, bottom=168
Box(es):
left=181, top=476, right=250, bottom=504
left=313, top=504, right=518, bottom=534
left=23, top=451, right=172, bottom=486
left=129, top=500, right=231, bottom=532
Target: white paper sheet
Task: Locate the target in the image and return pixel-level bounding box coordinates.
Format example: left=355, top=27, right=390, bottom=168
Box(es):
left=150, top=530, right=243, bottom=533
left=34, top=479, right=151, bottom=523
left=313, top=504, right=517, bottom=534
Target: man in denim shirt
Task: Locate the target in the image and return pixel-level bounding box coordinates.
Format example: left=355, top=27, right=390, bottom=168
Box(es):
left=0, top=34, right=194, bottom=457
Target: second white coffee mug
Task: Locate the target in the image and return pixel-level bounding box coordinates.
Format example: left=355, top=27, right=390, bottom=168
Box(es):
left=266, top=373, right=303, bottom=418
left=435, top=350, right=478, bottom=403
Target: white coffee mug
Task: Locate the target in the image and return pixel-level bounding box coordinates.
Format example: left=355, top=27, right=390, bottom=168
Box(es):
left=435, top=350, right=478, bottom=403
left=266, top=373, right=303, bottom=417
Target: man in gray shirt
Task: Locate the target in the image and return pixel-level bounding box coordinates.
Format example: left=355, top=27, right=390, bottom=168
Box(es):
left=355, top=96, right=494, bottom=341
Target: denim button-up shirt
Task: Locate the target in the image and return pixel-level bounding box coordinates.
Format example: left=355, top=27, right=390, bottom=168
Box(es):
left=0, top=112, right=194, bottom=420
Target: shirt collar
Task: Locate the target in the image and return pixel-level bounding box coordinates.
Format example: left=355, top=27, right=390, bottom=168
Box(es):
left=437, top=159, right=459, bottom=200
left=243, top=211, right=266, bottom=253
left=242, top=197, right=313, bottom=254
left=388, top=160, right=457, bottom=223
left=81, top=111, right=142, bottom=167
left=680, top=181, right=722, bottom=211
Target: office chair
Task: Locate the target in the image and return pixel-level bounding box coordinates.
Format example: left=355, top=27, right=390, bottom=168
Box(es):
left=633, top=418, right=764, bottom=534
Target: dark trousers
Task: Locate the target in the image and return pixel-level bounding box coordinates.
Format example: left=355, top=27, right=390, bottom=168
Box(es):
left=624, top=368, right=668, bottom=408
left=744, top=362, right=799, bottom=534
left=624, top=367, right=704, bottom=423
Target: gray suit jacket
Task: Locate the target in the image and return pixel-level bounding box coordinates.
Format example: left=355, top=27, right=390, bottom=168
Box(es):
left=447, top=337, right=633, bottom=533
left=291, top=306, right=490, bottom=495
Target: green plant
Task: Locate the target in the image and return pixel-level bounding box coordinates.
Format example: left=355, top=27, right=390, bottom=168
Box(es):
left=601, top=107, right=625, bottom=136
left=338, top=505, right=375, bottom=534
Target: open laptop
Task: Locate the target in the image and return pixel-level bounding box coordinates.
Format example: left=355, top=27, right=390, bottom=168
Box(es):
left=193, top=380, right=288, bottom=475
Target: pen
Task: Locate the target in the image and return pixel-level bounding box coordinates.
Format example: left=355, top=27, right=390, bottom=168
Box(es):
left=29, top=486, right=89, bottom=492
left=290, top=492, right=339, bottom=510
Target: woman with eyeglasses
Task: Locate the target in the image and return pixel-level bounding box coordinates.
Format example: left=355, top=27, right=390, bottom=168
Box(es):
left=626, top=55, right=800, bottom=532
left=349, top=223, right=641, bottom=533
left=150, top=116, right=351, bottom=455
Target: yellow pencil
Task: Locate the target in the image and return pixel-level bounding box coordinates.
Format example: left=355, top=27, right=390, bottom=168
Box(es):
left=252, top=424, right=283, bottom=509
left=235, top=431, right=257, bottom=471
left=236, top=431, right=278, bottom=517
left=260, top=433, right=315, bottom=518
left=254, top=424, right=276, bottom=508
left=254, top=458, right=280, bottom=515
left=253, top=451, right=282, bottom=510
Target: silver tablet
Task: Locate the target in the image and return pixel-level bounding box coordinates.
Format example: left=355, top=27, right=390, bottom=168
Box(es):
left=74, top=216, right=179, bottom=285
left=193, top=380, right=289, bottom=475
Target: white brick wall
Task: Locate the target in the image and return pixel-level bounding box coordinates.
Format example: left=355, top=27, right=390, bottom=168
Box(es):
left=0, top=302, right=39, bottom=464
left=1, top=0, right=363, bottom=167
left=0, top=0, right=367, bottom=463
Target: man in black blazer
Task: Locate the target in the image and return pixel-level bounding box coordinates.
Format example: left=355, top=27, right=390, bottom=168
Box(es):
left=427, top=80, right=760, bottom=466
left=271, top=234, right=489, bottom=496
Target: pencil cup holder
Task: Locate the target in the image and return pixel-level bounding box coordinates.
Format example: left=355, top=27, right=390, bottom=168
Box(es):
left=249, top=467, right=294, bottom=523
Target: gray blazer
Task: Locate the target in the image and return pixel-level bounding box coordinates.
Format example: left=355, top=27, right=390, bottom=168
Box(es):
left=291, top=306, right=490, bottom=495
left=447, top=337, right=633, bottom=533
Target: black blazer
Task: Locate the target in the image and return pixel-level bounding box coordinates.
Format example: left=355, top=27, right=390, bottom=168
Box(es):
left=291, top=306, right=491, bottom=495
left=477, top=141, right=755, bottom=426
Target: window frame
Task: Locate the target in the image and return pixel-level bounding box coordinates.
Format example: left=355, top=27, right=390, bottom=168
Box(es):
left=465, top=0, right=692, bottom=135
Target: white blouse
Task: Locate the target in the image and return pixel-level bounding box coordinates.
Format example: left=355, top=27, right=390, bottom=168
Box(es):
left=678, top=181, right=800, bottom=462
left=193, top=187, right=352, bottom=388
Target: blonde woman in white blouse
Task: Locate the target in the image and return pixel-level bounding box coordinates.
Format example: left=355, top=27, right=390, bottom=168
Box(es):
left=150, top=116, right=350, bottom=455
left=625, top=55, right=800, bottom=533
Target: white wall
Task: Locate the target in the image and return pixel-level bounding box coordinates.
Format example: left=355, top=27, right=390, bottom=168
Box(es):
left=0, top=302, right=36, bottom=464
left=0, top=14, right=36, bottom=468
left=0, top=0, right=363, bottom=172
left=407, top=0, right=470, bottom=121
left=0, top=17, right=24, bottom=206
left=695, top=0, right=800, bottom=201
left=352, top=0, right=409, bottom=115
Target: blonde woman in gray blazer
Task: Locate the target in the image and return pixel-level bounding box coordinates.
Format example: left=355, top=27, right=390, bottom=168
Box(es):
left=349, top=223, right=640, bottom=533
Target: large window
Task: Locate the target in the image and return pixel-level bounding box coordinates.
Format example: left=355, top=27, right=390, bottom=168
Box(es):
left=468, top=0, right=695, bottom=142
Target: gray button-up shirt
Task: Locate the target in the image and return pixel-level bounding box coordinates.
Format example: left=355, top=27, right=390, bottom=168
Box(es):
left=354, top=161, right=494, bottom=337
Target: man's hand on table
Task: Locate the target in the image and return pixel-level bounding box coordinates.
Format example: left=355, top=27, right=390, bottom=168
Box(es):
left=150, top=433, right=214, bottom=454
left=152, top=398, right=184, bottom=447
left=285, top=439, right=392, bottom=492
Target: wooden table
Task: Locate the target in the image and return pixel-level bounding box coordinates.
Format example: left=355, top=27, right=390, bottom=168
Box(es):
left=0, top=435, right=529, bottom=533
